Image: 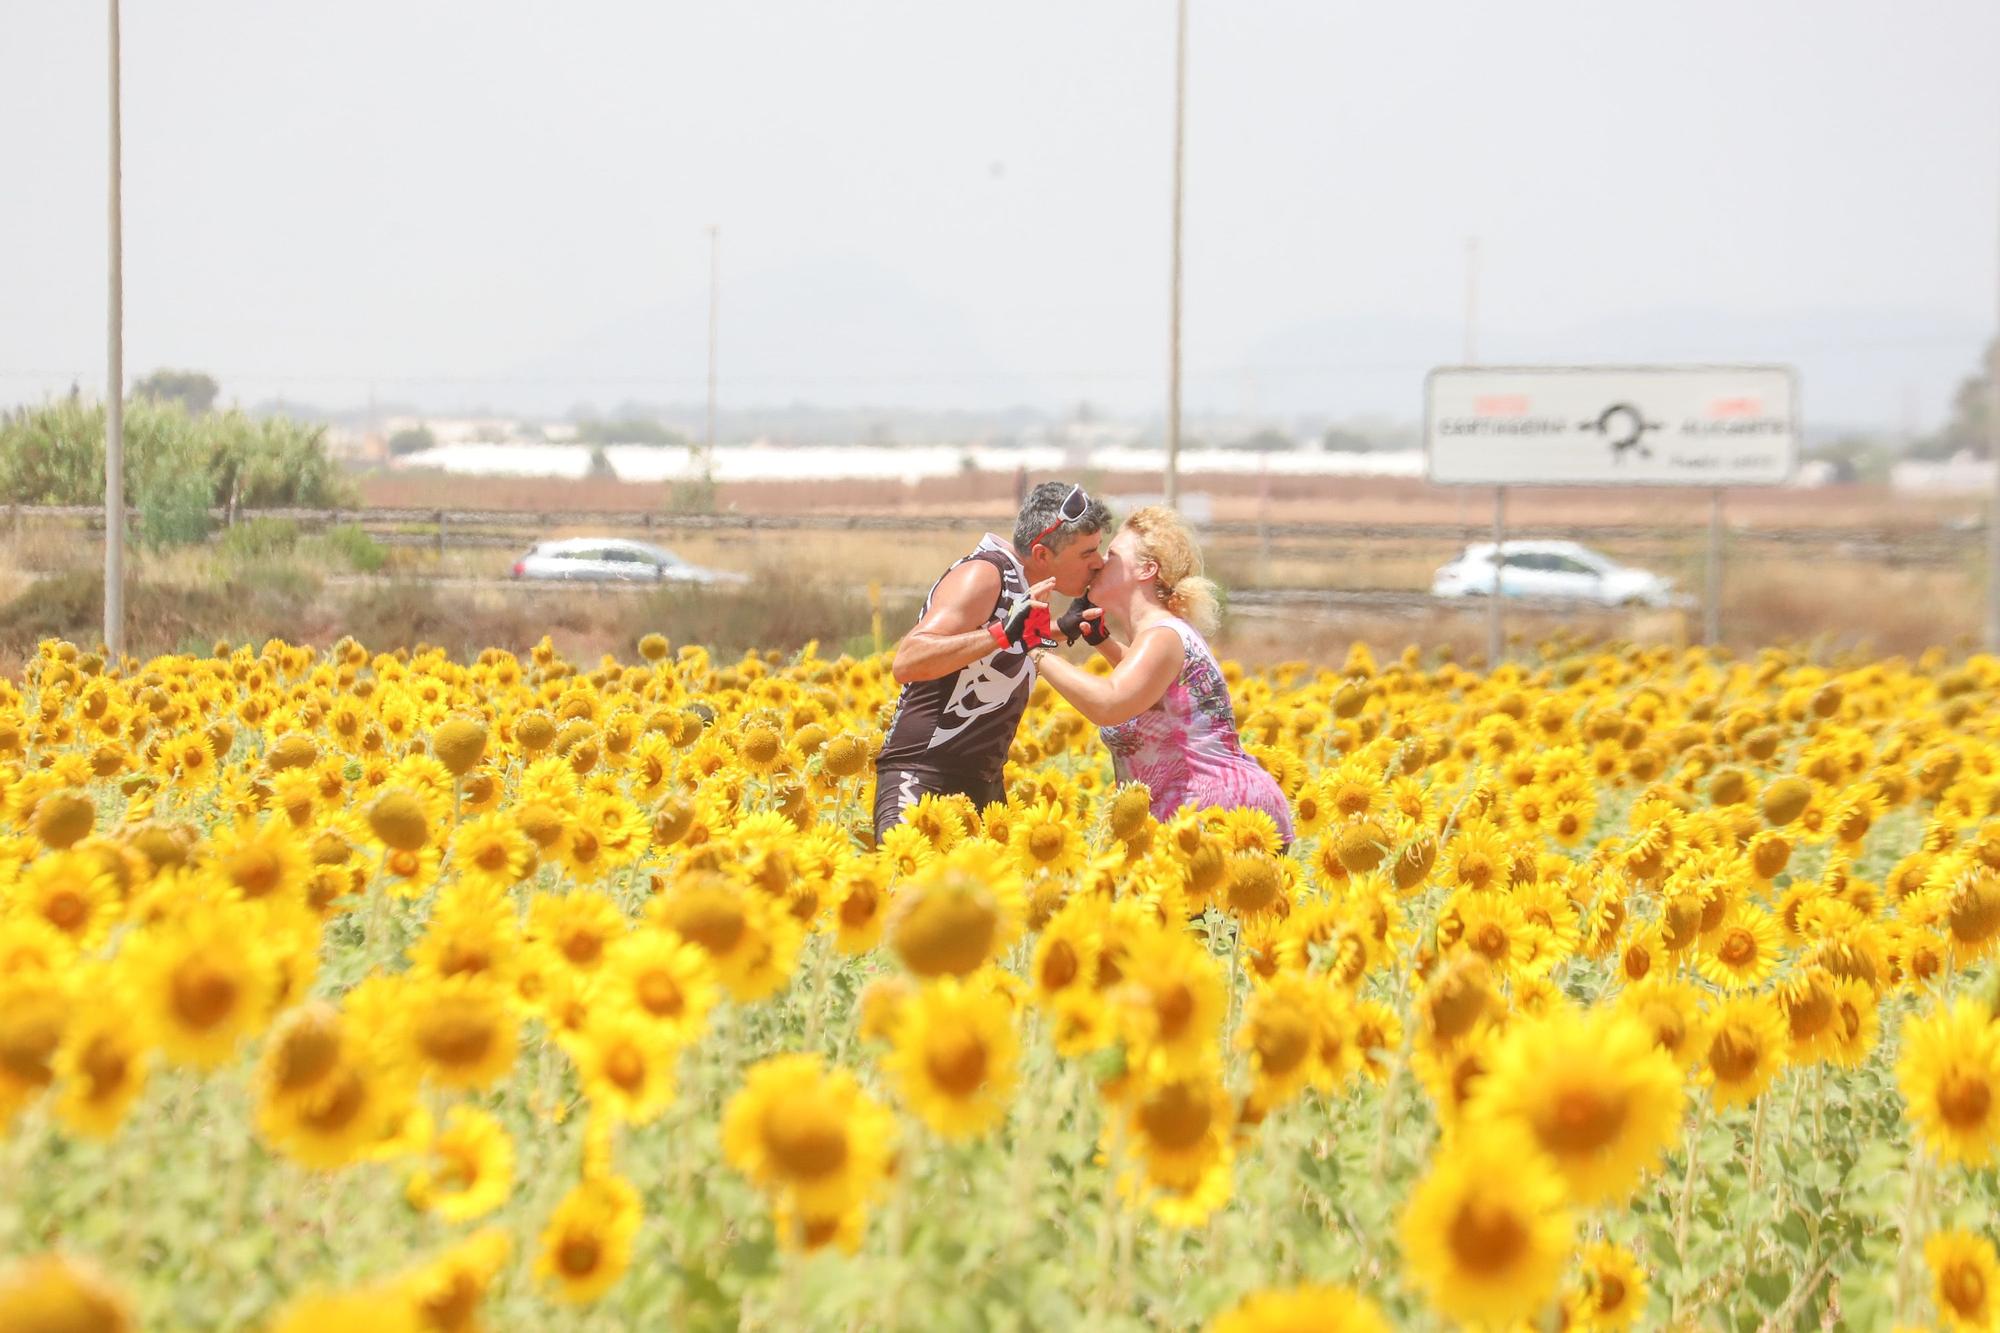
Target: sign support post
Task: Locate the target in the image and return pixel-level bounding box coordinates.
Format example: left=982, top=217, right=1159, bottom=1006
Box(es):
left=104, top=0, right=125, bottom=660
left=1988, top=339, right=1999, bottom=652
left=1988, top=178, right=2000, bottom=651
left=1704, top=488, right=1724, bottom=646
left=1163, top=0, right=1187, bottom=507
left=1488, top=486, right=1505, bottom=666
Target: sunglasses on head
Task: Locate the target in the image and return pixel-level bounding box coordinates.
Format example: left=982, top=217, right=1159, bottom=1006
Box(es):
left=1029, top=485, right=1090, bottom=552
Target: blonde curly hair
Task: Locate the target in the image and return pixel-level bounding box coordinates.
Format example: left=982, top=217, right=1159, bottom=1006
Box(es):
left=1122, top=505, right=1220, bottom=636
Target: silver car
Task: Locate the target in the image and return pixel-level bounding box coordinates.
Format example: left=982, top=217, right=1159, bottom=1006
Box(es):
left=1431, top=540, right=1674, bottom=608
left=510, top=537, right=745, bottom=585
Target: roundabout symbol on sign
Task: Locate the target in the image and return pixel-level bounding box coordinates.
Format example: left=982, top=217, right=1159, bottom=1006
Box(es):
left=1578, top=402, right=1662, bottom=463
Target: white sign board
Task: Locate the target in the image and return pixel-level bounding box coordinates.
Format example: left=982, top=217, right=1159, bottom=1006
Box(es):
left=1424, top=365, right=1798, bottom=486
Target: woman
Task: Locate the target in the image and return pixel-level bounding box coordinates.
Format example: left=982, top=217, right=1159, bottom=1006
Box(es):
left=1028, top=506, right=1295, bottom=843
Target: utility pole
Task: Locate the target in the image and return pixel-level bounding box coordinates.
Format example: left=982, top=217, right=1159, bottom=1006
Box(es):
left=704, top=224, right=719, bottom=485
left=1987, top=161, right=2000, bottom=651
left=1466, top=236, right=1503, bottom=667
left=1463, top=236, right=1480, bottom=364
left=104, top=0, right=125, bottom=660
left=1163, top=0, right=1187, bottom=507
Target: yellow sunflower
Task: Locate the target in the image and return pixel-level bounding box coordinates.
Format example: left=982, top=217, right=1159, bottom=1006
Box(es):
left=648, top=874, right=802, bottom=1003
left=602, top=928, right=718, bottom=1046
left=1695, top=903, right=1783, bottom=990
left=405, top=1106, right=516, bottom=1222
left=403, top=974, right=519, bottom=1091
left=1237, top=972, right=1329, bottom=1108
left=1467, top=1005, right=1686, bottom=1204
left=51, top=986, right=149, bottom=1140
left=1125, top=1065, right=1234, bottom=1191
left=884, top=850, right=1024, bottom=979
left=0, top=1253, right=135, bottom=1333
left=722, top=1053, right=895, bottom=1216
left=1700, top=993, right=1790, bottom=1109
left=1897, top=998, right=2000, bottom=1166
left=1927, top=1227, right=2000, bottom=1333
left=534, top=1174, right=642, bottom=1305
left=123, top=910, right=273, bottom=1069
left=567, top=1006, right=677, bottom=1125
left=1011, top=797, right=1088, bottom=878
left=1206, top=1282, right=1388, bottom=1333
left=1568, top=1240, right=1649, bottom=1331
left=1113, top=924, right=1227, bottom=1077
left=1399, top=1127, right=1573, bottom=1326
left=882, top=976, right=1020, bottom=1140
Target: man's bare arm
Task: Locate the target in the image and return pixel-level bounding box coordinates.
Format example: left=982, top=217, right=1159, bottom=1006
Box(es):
left=891, top=561, right=1005, bottom=685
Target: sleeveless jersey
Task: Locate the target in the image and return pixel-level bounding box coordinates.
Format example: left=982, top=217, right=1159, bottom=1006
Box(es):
left=877, top=535, right=1035, bottom=783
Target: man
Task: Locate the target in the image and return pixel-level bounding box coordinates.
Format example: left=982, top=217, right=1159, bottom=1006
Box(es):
left=873, top=481, right=1111, bottom=839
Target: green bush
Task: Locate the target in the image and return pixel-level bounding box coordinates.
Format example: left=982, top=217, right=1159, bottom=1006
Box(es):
left=320, top=523, right=387, bottom=574
left=219, top=517, right=300, bottom=561
left=0, top=396, right=357, bottom=511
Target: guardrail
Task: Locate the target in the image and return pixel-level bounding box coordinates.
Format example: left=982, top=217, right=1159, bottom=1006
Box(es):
left=0, top=502, right=1981, bottom=558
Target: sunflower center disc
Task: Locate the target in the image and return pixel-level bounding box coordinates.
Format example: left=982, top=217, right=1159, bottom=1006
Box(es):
left=1448, top=1197, right=1528, bottom=1274
left=559, top=1236, right=602, bottom=1277
left=1139, top=1082, right=1213, bottom=1151
left=605, top=1046, right=646, bottom=1091
left=638, top=973, right=684, bottom=1017
left=1040, top=940, right=1079, bottom=992
left=1947, top=1264, right=1985, bottom=1315
left=1155, top=984, right=1196, bottom=1040
left=421, top=1013, right=495, bottom=1068
left=1709, top=1029, right=1760, bottom=1083
left=172, top=966, right=239, bottom=1030
left=1543, top=1088, right=1622, bottom=1153
left=925, top=1031, right=988, bottom=1097
left=1938, top=1069, right=1993, bottom=1128
left=1719, top=930, right=1757, bottom=967
left=765, top=1104, right=848, bottom=1179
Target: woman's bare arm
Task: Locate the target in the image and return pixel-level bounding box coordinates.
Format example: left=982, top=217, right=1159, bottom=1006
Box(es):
left=1031, top=624, right=1182, bottom=727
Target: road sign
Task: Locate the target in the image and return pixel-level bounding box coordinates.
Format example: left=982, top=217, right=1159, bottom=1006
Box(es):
left=1424, top=365, right=1799, bottom=487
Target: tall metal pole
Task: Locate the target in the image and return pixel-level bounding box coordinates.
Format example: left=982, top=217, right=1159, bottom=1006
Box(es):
left=1988, top=160, right=2000, bottom=653
left=1463, top=237, right=1479, bottom=363
left=104, top=0, right=125, bottom=660
left=704, top=224, right=719, bottom=484
left=1488, top=487, right=1505, bottom=667
left=1163, top=0, right=1187, bottom=506
left=1466, top=236, right=1504, bottom=667
left=1705, top=487, right=1724, bottom=647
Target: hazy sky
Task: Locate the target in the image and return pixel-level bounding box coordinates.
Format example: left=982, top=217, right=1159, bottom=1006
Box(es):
left=4, top=1, right=1998, bottom=427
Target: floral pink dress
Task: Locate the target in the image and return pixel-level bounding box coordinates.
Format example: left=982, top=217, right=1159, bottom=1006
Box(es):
left=1099, top=617, right=1295, bottom=841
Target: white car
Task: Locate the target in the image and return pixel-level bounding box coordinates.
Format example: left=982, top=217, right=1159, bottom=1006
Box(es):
left=1431, top=540, right=1673, bottom=608
left=510, top=537, right=746, bottom=585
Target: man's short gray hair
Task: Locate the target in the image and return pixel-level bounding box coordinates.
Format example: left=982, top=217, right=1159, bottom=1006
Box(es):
left=1013, top=481, right=1112, bottom=556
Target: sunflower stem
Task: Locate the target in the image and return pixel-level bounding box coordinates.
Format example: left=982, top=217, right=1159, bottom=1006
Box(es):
left=1225, top=916, right=1245, bottom=1053
left=1673, top=1093, right=1708, bottom=1267
left=1812, top=1060, right=1825, bottom=1153
left=1745, top=1090, right=1767, bottom=1195
left=1894, top=1143, right=1933, bottom=1324
left=800, top=932, right=832, bottom=1048
left=1091, top=1121, right=1125, bottom=1322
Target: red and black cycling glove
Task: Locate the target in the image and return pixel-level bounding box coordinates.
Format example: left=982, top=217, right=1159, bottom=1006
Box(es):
left=988, top=593, right=1059, bottom=650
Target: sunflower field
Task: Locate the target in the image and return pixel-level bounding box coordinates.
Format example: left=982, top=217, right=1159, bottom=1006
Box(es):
left=3, top=631, right=2000, bottom=1331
